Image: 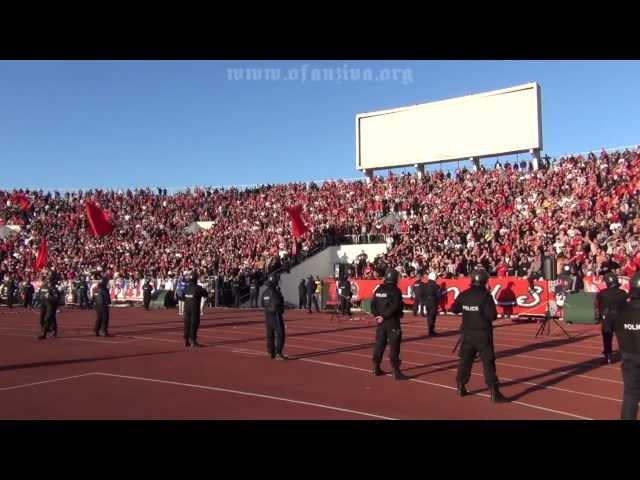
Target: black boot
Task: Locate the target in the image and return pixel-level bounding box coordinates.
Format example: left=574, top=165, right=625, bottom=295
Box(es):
left=191, top=340, right=203, bottom=348
left=490, top=385, right=509, bottom=403
left=373, top=364, right=384, bottom=376
left=392, top=367, right=410, bottom=381
left=185, top=339, right=191, bottom=347
left=457, top=382, right=468, bottom=397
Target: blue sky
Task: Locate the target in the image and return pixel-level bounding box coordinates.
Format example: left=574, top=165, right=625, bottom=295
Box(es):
left=1, top=60, right=639, bottom=191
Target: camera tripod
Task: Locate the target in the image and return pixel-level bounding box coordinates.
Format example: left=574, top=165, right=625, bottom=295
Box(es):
left=534, top=280, right=572, bottom=339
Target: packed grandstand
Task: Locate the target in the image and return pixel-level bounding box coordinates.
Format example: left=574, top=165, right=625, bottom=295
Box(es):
left=1, top=146, right=639, bottom=302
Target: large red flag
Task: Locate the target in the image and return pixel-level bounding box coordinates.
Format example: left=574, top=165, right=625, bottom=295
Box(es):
left=285, top=205, right=309, bottom=239
left=85, top=200, right=115, bottom=237
left=34, top=238, right=48, bottom=271
left=11, top=193, right=31, bottom=211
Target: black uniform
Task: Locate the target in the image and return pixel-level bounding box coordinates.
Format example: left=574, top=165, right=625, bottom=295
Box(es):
left=4, top=279, right=16, bottom=308
left=412, top=279, right=424, bottom=317
left=336, top=279, right=352, bottom=316
left=22, top=282, right=35, bottom=309
left=249, top=279, right=259, bottom=308
left=306, top=277, right=319, bottom=313
left=215, top=276, right=224, bottom=307
left=422, top=280, right=440, bottom=335
left=142, top=281, right=153, bottom=310
left=614, top=298, right=640, bottom=419
left=261, top=284, right=286, bottom=358
left=298, top=280, right=307, bottom=309
left=371, top=283, right=404, bottom=371
left=38, top=283, right=60, bottom=339
left=94, top=282, right=112, bottom=336
left=183, top=281, right=208, bottom=346
left=231, top=278, right=241, bottom=308
left=451, top=285, right=500, bottom=389
left=77, top=280, right=88, bottom=309
left=597, top=286, right=629, bottom=361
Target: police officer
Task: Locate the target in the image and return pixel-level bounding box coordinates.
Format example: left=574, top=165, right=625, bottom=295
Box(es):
left=77, top=276, right=89, bottom=309
left=597, top=272, right=629, bottom=364
left=306, top=275, right=319, bottom=313
left=451, top=268, right=508, bottom=403
left=142, top=277, right=154, bottom=310
left=183, top=271, right=208, bottom=348
left=231, top=275, right=241, bottom=308
left=249, top=276, right=260, bottom=308
left=4, top=274, right=16, bottom=309
left=261, top=273, right=287, bottom=360
left=22, top=279, right=35, bottom=310
left=423, top=272, right=440, bottom=335
left=371, top=269, right=410, bottom=380
left=298, top=279, right=307, bottom=310
left=411, top=273, right=424, bottom=317
left=94, top=277, right=112, bottom=336
left=336, top=275, right=352, bottom=317
left=614, top=271, right=640, bottom=419
left=38, top=274, right=60, bottom=340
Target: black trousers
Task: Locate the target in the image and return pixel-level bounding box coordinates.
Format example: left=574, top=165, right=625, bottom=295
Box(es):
left=307, top=294, right=319, bottom=312
left=183, top=310, right=201, bottom=342
left=299, top=294, right=307, bottom=309
left=372, top=319, right=402, bottom=368
left=7, top=293, right=14, bottom=308
left=41, top=307, right=57, bottom=335
left=602, top=328, right=615, bottom=356
left=23, top=294, right=33, bottom=309
left=265, top=312, right=285, bottom=357
left=95, top=306, right=110, bottom=334
left=413, top=299, right=427, bottom=316
left=78, top=289, right=88, bottom=309
left=143, top=293, right=151, bottom=310
left=456, top=330, right=499, bottom=387
left=250, top=290, right=259, bottom=308
left=233, top=292, right=240, bottom=308
left=621, top=353, right=640, bottom=420
left=339, top=296, right=351, bottom=315
left=425, top=303, right=437, bottom=333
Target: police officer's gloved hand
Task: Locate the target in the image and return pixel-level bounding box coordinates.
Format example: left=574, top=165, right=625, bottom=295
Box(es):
left=375, top=316, right=384, bottom=325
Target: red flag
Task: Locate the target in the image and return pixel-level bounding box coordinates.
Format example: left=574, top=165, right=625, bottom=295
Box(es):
left=285, top=205, right=309, bottom=239
left=11, top=193, right=30, bottom=211
left=34, top=238, right=48, bottom=271
left=85, top=200, right=115, bottom=237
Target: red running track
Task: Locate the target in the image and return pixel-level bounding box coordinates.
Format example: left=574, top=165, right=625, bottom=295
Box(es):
left=0, top=306, right=624, bottom=420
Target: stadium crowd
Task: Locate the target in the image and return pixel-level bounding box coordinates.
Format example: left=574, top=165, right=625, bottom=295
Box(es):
left=1, top=147, right=640, bottom=298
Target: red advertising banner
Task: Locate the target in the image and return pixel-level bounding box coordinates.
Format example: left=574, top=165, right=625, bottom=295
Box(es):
left=325, top=275, right=632, bottom=317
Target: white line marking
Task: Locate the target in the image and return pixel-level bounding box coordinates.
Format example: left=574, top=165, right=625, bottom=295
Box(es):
left=0, top=372, right=96, bottom=392
left=91, top=372, right=396, bottom=420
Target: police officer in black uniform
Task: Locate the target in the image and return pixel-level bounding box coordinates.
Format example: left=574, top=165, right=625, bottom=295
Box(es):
left=371, top=269, right=410, bottom=380
left=336, top=275, right=352, bottom=317
left=38, top=275, right=60, bottom=340
left=261, top=273, right=287, bottom=360
left=231, top=275, right=241, bottom=308
left=4, top=275, right=16, bottom=309
left=142, top=277, right=154, bottom=310
left=451, top=268, right=508, bottom=403
left=249, top=276, right=260, bottom=308
left=614, top=271, right=640, bottom=419
left=94, top=277, right=112, bottom=336
left=423, top=272, right=441, bottom=336
left=22, top=279, right=35, bottom=309
left=77, top=277, right=88, bottom=309
left=298, top=279, right=307, bottom=310
left=411, top=273, right=424, bottom=317
left=183, top=271, right=208, bottom=347
left=306, top=275, right=319, bottom=313
left=597, top=272, right=629, bottom=364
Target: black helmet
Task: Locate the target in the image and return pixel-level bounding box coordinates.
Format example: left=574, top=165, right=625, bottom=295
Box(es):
left=384, top=269, right=399, bottom=285
left=470, top=268, right=489, bottom=287
left=267, top=273, right=279, bottom=287
left=604, top=272, right=619, bottom=288
left=630, top=271, right=640, bottom=299
left=190, top=271, right=199, bottom=283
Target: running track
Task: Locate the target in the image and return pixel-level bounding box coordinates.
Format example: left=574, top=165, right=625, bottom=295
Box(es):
left=0, top=306, right=624, bottom=420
